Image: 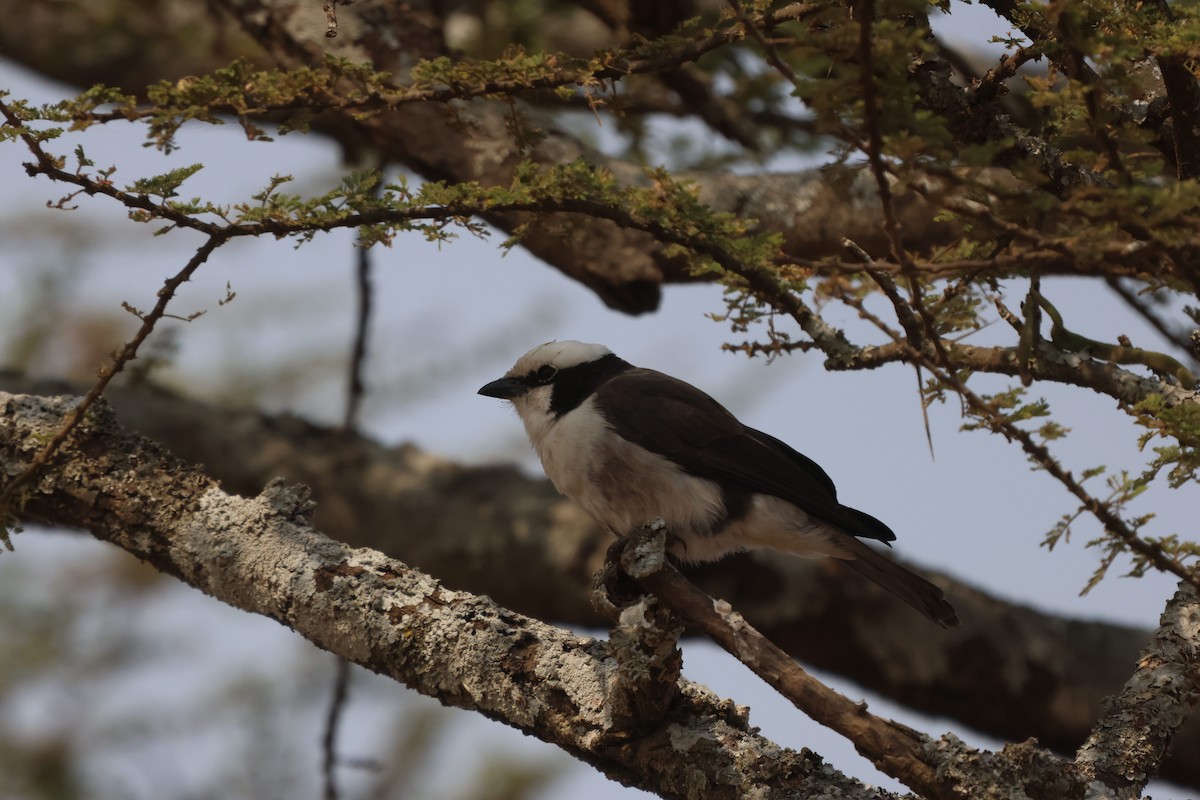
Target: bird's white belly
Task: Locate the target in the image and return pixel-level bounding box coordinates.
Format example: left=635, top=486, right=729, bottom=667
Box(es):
left=531, top=401, right=723, bottom=540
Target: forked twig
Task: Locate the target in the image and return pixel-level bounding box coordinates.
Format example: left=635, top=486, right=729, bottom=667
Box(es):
left=611, top=523, right=949, bottom=799
left=0, top=237, right=224, bottom=528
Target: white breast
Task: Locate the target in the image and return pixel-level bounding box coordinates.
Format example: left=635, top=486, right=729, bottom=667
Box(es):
left=522, top=396, right=725, bottom=547
left=529, top=396, right=612, bottom=512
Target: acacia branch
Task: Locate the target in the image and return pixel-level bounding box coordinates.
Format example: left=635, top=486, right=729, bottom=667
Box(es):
left=9, top=93, right=1198, bottom=425
left=0, top=232, right=223, bottom=524
left=607, top=524, right=946, bottom=798
left=4, top=0, right=1190, bottom=310
left=65, top=4, right=821, bottom=132
left=831, top=287, right=1200, bottom=594
left=3, top=373, right=1198, bottom=787
left=0, top=389, right=894, bottom=800
left=8, top=3, right=1183, bottom=304
left=1075, top=579, right=1200, bottom=798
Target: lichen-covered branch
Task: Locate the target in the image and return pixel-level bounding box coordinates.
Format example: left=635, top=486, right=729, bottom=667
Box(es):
left=608, top=524, right=945, bottom=797
left=1076, top=580, right=1200, bottom=798
left=0, top=389, right=895, bottom=800
left=3, top=372, right=1197, bottom=788
left=10, top=387, right=1197, bottom=799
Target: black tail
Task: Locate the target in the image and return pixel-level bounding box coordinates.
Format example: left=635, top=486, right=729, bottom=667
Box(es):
left=839, top=536, right=960, bottom=628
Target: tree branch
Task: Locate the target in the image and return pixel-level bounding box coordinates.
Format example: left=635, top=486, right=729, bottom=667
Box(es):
left=11, top=386, right=1194, bottom=799
left=3, top=374, right=1197, bottom=789
left=0, top=389, right=897, bottom=800
left=607, top=523, right=946, bottom=798
left=1076, top=579, right=1200, bottom=798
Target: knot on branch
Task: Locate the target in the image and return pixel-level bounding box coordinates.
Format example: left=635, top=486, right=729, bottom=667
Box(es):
left=591, top=518, right=671, bottom=615
left=591, top=520, right=683, bottom=740
left=258, top=476, right=316, bottom=526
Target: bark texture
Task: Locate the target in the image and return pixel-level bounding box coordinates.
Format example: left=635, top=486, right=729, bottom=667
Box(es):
left=0, top=388, right=901, bottom=800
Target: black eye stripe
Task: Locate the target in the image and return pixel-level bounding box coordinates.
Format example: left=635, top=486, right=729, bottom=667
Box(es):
left=544, top=354, right=631, bottom=418
left=522, top=365, right=559, bottom=385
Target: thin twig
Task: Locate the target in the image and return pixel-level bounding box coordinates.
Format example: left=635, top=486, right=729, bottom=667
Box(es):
left=834, top=283, right=1199, bottom=591
left=786, top=250, right=1146, bottom=280
left=0, top=236, right=223, bottom=519
left=994, top=297, right=1024, bottom=332
left=343, top=244, right=372, bottom=429
left=854, top=0, right=962, bottom=385
left=727, top=0, right=804, bottom=87
left=968, top=44, right=1043, bottom=106
left=855, top=0, right=907, bottom=270
left=343, top=171, right=383, bottom=431
left=1054, top=9, right=1128, bottom=181
left=843, top=238, right=936, bottom=456
left=1106, top=277, right=1199, bottom=366
left=322, top=656, right=352, bottom=800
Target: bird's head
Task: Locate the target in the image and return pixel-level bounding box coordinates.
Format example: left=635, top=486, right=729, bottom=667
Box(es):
left=478, top=340, right=618, bottom=431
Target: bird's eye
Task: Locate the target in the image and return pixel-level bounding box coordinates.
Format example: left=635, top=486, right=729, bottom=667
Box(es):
left=535, top=365, right=558, bottom=384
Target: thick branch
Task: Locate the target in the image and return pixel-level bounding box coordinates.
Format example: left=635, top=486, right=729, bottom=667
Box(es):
left=1076, top=580, right=1200, bottom=798
left=15, top=387, right=1194, bottom=800
left=0, top=389, right=894, bottom=800
left=3, top=373, right=1197, bottom=789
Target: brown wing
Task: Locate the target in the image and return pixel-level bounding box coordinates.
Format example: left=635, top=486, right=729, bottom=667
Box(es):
left=593, top=369, right=895, bottom=543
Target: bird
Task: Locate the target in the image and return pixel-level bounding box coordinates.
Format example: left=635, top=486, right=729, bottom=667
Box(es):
left=478, top=340, right=959, bottom=627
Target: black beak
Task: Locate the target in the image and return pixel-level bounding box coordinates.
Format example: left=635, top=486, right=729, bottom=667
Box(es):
left=478, top=377, right=527, bottom=399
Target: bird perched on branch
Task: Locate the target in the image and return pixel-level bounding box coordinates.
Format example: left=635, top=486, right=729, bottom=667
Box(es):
left=479, top=340, right=958, bottom=627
